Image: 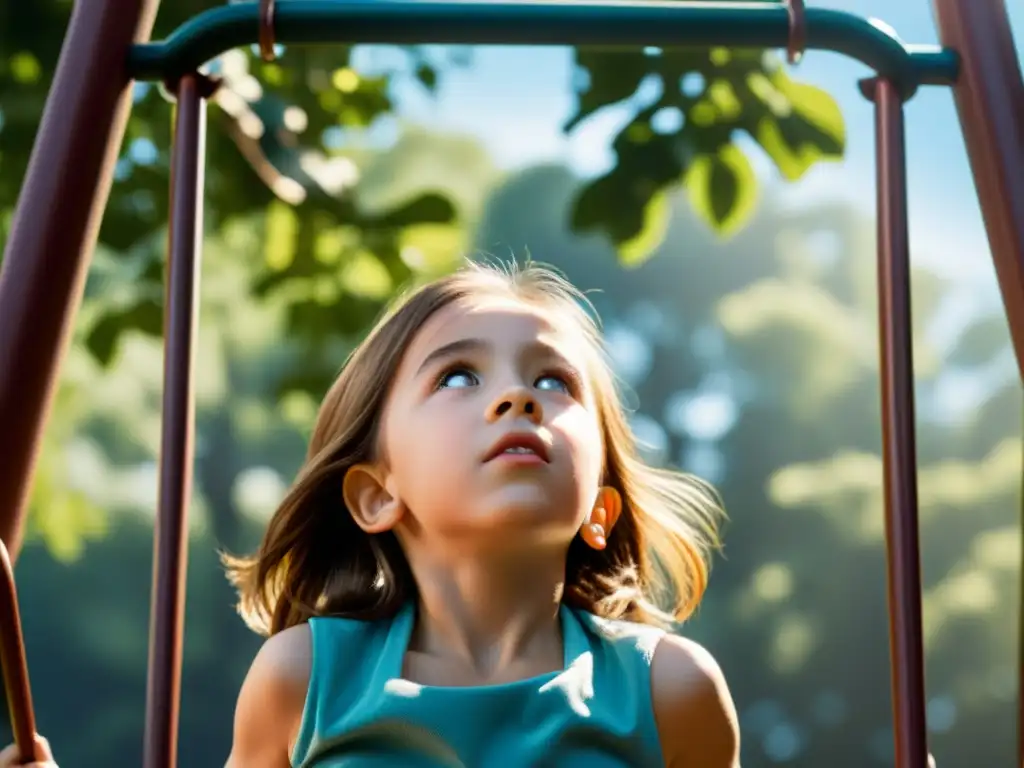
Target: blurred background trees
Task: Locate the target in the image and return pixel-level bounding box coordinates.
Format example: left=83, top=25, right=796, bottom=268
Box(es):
left=0, top=0, right=1019, bottom=765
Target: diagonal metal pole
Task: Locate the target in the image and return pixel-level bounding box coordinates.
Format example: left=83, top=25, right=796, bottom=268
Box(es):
left=931, top=0, right=1024, bottom=378
left=0, top=0, right=162, bottom=561
left=930, top=3, right=1024, bottom=763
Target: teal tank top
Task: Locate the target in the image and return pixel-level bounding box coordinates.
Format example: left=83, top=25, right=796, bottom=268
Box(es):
left=291, top=602, right=667, bottom=767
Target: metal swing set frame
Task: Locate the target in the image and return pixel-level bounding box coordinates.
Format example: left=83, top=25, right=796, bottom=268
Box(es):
left=0, top=0, right=1021, bottom=766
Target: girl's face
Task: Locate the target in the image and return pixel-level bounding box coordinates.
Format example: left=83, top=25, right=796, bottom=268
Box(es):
left=377, top=294, right=605, bottom=551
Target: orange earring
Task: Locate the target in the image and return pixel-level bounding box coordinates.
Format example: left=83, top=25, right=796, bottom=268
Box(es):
left=583, top=486, right=620, bottom=551
left=583, top=519, right=607, bottom=550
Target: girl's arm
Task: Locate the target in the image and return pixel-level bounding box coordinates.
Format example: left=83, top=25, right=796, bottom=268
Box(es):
left=651, top=635, right=740, bottom=768
left=225, top=624, right=312, bottom=768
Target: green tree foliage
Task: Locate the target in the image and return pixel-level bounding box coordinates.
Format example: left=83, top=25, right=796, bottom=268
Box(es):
left=570, top=45, right=843, bottom=252
left=1, top=0, right=844, bottom=382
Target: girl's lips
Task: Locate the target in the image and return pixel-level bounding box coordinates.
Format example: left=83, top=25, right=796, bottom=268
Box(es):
left=487, top=450, right=548, bottom=467
left=483, top=432, right=551, bottom=463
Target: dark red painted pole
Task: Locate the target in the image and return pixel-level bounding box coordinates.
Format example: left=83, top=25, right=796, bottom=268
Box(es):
left=930, top=0, right=1024, bottom=379
left=142, top=73, right=208, bottom=768
left=0, top=541, right=43, bottom=763
left=865, top=76, right=929, bottom=768
left=0, top=0, right=161, bottom=562
left=929, top=3, right=1024, bottom=762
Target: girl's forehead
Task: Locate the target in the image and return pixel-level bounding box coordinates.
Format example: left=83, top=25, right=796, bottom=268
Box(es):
left=402, top=295, right=587, bottom=367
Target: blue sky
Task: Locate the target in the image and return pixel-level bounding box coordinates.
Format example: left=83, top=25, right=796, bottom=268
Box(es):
left=353, top=0, right=1023, bottom=300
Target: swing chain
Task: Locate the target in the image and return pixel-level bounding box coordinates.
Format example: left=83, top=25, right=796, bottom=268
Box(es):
left=259, top=0, right=277, bottom=62
left=786, top=0, right=806, bottom=65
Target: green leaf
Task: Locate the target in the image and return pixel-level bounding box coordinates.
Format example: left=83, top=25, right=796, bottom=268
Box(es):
left=754, top=118, right=817, bottom=181
left=567, top=45, right=845, bottom=243
left=264, top=201, right=298, bottom=271
left=34, top=488, right=108, bottom=563
left=565, top=51, right=650, bottom=131
left=85, top=299, right=163, bottom=367
left=772, top=70, right=846, bottom=146
left=618, top=189, right=672, bottom=267
left=313, top=227, right=349, bottom=266
left=399, top=224, right=467, bottom=273
left=750, top=70, right=845, bottom=181
left=9, top=52, right=42, bottom=85
left=686, top=144, right=759, bottom=236
left=85, top=314, right=123, bottom=367
left=27, top=391, right=109, bottom=563
left=373, top=193, right=457, bottom=228
left=571, top=172, right=621, bottom=234
left=416, top=64, right=438, bottom=92
left=707, top=80, right=742, bottom=121
left=340, top=250, right=394, bottom=300
left=572, top=128, right=683, bottom=249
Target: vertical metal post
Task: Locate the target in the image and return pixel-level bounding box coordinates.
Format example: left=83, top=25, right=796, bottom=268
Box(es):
left=0, top=0, right=162, bottom=562
left=142, top=73, right=208, bottom=768
left=864, top=76, right=929, bottom=768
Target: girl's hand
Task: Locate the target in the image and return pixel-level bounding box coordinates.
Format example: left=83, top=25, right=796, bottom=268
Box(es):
left=0, top=735, right=57, bottom=767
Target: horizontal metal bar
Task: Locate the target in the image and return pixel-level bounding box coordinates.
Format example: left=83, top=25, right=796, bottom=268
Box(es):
left=127, top=0, right=959, bottom=94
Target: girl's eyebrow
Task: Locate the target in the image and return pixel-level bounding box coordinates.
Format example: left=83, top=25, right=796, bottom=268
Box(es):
left=415, top=338, right=488, bottom=377
left=415, top=337, right=585, bottom=382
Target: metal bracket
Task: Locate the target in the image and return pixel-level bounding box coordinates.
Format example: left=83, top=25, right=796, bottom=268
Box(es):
left=259, top=0, right=277, bottom=62
left=786, top=0, right=806, bottom=65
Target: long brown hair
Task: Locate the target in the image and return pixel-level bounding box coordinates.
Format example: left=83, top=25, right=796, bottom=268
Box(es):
left=224, top=261, right=724, bottom=636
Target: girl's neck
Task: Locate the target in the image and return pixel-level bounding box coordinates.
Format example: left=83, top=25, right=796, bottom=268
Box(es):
left=405, top=551, right=566, bottom=679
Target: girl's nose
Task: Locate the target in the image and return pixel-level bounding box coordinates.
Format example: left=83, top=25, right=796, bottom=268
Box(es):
left=486, top=387, right=543, bottom=425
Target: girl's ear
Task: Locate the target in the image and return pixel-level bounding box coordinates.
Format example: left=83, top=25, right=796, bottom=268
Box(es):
left=343, top=463, right=403, bottom=533
left=595, top=485, right=623, bottom=532
left=580, top=485, right=623, bottom=550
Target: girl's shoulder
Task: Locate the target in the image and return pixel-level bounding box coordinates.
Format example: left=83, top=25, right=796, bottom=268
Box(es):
left=570, top=609, right=740, bottom=766
left=239, top=622, right=315, bottom=707
left=229, top=624, right=314, bottom=765
left=649, top=634, right=740, bottom=767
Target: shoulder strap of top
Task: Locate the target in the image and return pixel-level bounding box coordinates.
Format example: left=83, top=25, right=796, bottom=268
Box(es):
left=573, top=610, right=668, bottom=765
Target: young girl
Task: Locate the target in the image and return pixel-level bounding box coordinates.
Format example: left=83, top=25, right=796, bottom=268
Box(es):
left=221, top=261, right=738, bottom=767
left=3, top=261, right=739, bottom=767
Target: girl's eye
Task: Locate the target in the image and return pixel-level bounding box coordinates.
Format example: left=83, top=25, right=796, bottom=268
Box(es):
left=534, top=373, right=571, bottom=395
left=436, top=367, right=479, bottom=390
